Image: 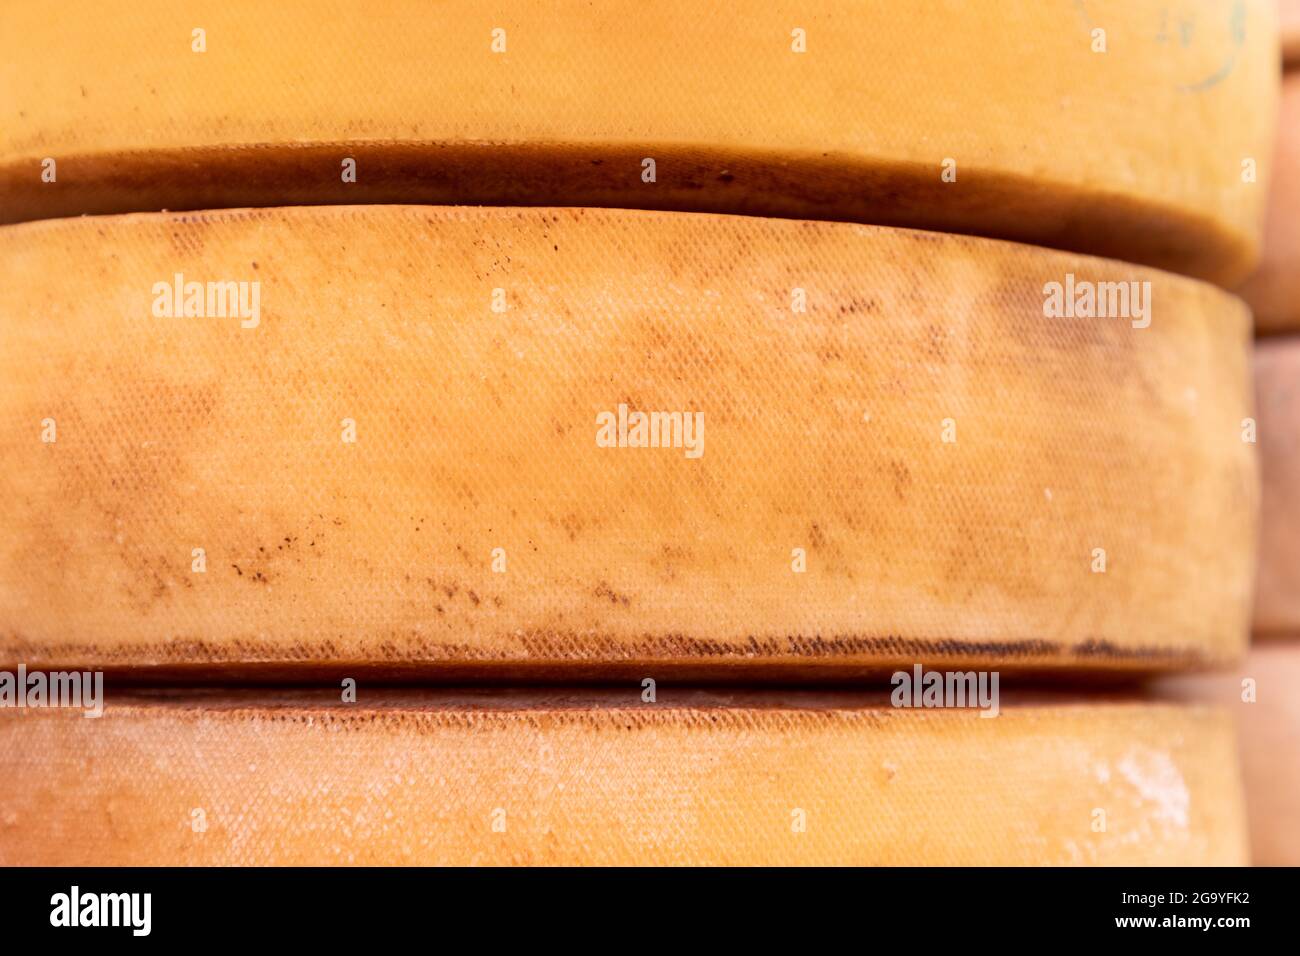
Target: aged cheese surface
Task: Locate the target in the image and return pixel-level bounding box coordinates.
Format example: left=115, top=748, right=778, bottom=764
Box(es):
left=0, top=692, right=1249, bottom=866
left=0, top=206, right=1258, bottom=676
left=0, top=0, right=1279, bottom=284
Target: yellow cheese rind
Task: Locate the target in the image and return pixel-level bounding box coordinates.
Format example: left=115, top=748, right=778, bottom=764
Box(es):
left=1254, top=337, right=1300, bottom=636
left=0, top=695, right=1248, bottom=866
left=0, top=206, right=1258, bottom=675
left=1241, top=72, right=1300, bottom=333
left=0, top=0, right=1279, bottom=285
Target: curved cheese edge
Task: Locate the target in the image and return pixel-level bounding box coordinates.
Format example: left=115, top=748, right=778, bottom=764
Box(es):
left=0, top=695, right=1248, bottom=866
left=0, top=0, right=1279, bottom=284
left=0, top=206, right=1257, bottom=674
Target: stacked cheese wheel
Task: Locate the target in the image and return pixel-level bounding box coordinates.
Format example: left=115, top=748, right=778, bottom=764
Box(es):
left=0, top=0, right=1281, bottom=866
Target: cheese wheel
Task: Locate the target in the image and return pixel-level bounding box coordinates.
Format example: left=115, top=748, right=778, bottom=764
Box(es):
left=0, top=206, right=1258, bottom=677
left=0, top=692, right=1248, bottom=866
left=0, top=0, right=1279, bottom=285
left=1254, top=336, right=1300, bottom=636
left=1241, top=72, right=1300, bottom=333
left=1156, top=642, right=1300, bottom=865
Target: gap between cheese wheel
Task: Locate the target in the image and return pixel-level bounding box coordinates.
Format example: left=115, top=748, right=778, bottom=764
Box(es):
left=0, top=206, right=1258, bottom=677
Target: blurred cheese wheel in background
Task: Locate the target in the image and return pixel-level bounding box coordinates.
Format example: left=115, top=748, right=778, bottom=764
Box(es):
left=1238, top=643, right=1300, bottom=864
left=0, top=692, right=1249, bottom=866
left=1241, top=72, right=1300, bottom=333
left=1254, top=337, right=1300, bottom=636
left=1158, top=643, right=1300, bottom=865
left=1282, top=0, right=1300, bottom=63
left=0, top=0, right=1279, bottom=285
left=0, top=206, right=1258, bottom=678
